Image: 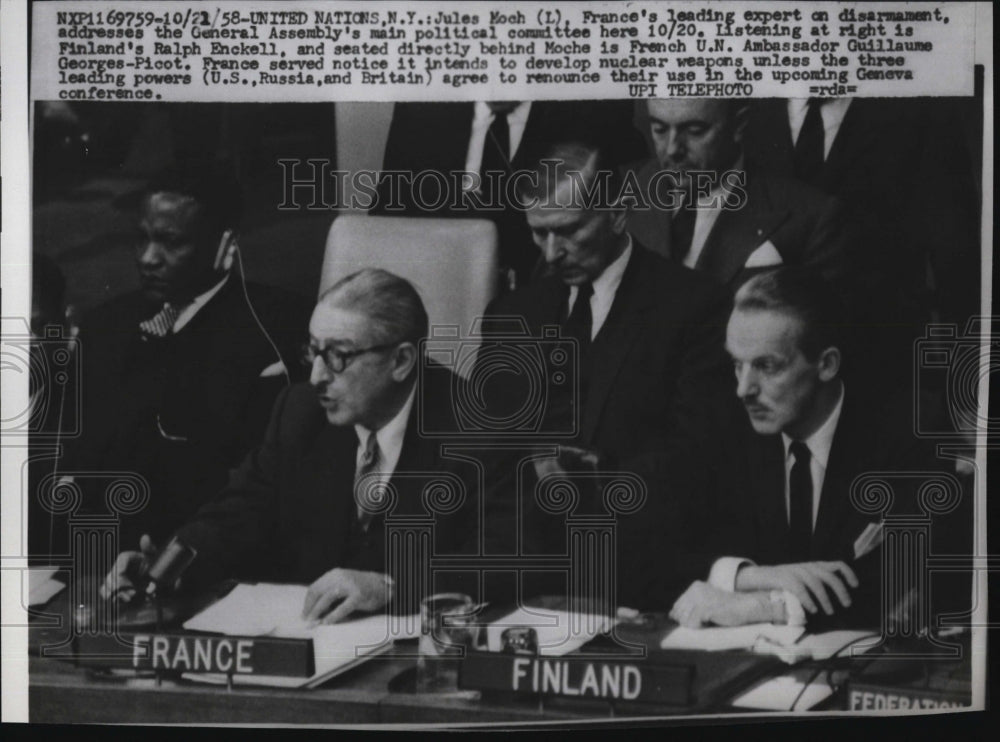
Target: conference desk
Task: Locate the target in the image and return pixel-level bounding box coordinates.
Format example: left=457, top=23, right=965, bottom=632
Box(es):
left=26, top=584, right=970, bottom=725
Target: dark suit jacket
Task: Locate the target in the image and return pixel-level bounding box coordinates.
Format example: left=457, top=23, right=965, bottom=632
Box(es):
left=700, top=387, right=971, bottom=630
left=744, top=98, right=980, bottom=328
left=60, top=279, right=311, bottom=551
left=373, top=101, right=648, bottom=283
left=479, top=243, right=740, bottom=609
left=626, top=159, right=854, bottom=293
left=176, top=365, right=480, bottom=614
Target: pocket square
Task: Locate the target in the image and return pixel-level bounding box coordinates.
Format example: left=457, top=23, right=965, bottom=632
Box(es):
left=744, top=240, right=784, bottom=268
left=853, top=521, right=884, bottom=560
left=259, top=360, right=288, bottom=378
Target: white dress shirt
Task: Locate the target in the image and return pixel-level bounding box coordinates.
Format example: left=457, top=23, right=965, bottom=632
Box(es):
left=681, top=156, right=745, bottom=270
left=566, top=237, right=632, bottom=340
left=708, top=383, right=846, bottom=593
left=353, top=384, right=417, bottom=518
left=786, top=98, right=852, bottom=160
left=781, top=382, right=845, bottom=530
left=464, top=101, right=532, bottom=184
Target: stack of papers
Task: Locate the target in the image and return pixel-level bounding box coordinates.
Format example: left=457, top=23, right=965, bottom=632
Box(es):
left=27, top=567, right=66, bottom=608
left=181, top=583, right=419, bottom=687
left=660, top=622, right=806, bottom=652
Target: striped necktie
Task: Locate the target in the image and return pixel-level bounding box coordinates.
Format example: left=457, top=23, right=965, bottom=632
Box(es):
left=139, top=303, right=183, bottom=340
left=354, top=431, right=383, bottom=532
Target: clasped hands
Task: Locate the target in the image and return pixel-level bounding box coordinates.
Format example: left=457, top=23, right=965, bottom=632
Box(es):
left=101, top=535, right=393, bottom=625
left=669, top=561, right=859, bottom=629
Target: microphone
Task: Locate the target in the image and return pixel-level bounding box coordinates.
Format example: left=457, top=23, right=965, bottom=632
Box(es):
left=144, top=537, right=198, bottom=599
left=118, top=537, right=197, bottom=630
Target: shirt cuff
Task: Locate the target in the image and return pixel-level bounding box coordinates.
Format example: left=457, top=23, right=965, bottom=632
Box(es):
left=708, top=557, right=754, bottom=592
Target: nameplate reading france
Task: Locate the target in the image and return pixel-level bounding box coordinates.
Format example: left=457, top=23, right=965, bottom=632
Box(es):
left=459, top=653, right=694, bottom=705
left=75, top=633, right=314, bottom=677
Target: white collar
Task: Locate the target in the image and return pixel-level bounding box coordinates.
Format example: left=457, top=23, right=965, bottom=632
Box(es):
left=782, top=381, right=845, bottom=469
left=473, top=101, right=532, bottom=126
left=354, top=382, right=417, bottom=469
left=172, top=274, right=229, bottom=333
left=590, top=234, right=632, bottom=299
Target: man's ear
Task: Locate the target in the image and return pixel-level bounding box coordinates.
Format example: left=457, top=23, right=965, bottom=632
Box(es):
left=609, top=206, right=628, bottom=235
left=391, top=342, right=418, bottom=382
left=817, top=346, right=841, bottom=382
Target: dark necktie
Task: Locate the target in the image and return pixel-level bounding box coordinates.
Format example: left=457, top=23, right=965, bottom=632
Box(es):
left=788, top=441, right=813, bottom=561
left=669, top=198, right=697, bottom=263
left=480, top=111, right=511, bottom=182
left=562, top=282, right=594, bottom=351
left=354, top=431, right=383, bottom=533
left=794, top=99, right=826, bottom=186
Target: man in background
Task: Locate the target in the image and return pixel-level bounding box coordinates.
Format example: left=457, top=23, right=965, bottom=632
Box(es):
left=59, top=161, right=311, bottom=553
left=627, top=98, right=853, bottom=295
left=479, top=138, right=738, bottom=610
left=372, top=100, right=647, bottom=286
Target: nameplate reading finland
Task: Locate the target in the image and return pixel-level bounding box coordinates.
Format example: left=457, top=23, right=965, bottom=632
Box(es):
left=459, top=652, right=694, bottom=705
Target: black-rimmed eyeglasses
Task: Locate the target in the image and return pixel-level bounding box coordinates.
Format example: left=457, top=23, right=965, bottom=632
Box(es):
left=301, top=341, right=398, bottom=374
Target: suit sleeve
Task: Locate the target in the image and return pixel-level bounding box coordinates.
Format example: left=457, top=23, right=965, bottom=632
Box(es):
left=801, top=194, right=856, bottom=293
left=371, top=103, right=416, bottom=214
left=175, top=385, right=291, bottom=585
left=617, top=279, right=736, bottom=484
left=612, top=283, right=742, bottom=608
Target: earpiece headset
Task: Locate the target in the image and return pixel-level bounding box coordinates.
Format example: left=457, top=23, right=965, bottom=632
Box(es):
left=219, top=230, right=292, bottom=387
left=213, top=229, right=237, bottom=273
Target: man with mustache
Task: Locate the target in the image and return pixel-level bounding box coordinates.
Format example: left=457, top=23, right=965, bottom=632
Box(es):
left=626, top=98, right=853, bottom=295
left=477, top=139, right=739, bottom=610
left=668, top=268, right=968, bottom=630
left=104, top=269, right=479, bottom=623
left=60, top=162, right=310, bottom=551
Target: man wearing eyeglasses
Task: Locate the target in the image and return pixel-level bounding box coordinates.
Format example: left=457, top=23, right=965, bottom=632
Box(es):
left=104, top=268, right=478, bottom=624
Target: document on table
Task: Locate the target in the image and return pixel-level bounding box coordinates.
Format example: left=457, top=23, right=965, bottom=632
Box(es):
left=27, top=567, right=66, bottom=607
left=182, top=582, right=419, bottom=688
left=729, top=628, right=881, bottom=709
left=660, top=622, right=806, bottom=652
left=730, top=673, right=835, bottom=711
left=485, top=606, right=617, bottom=656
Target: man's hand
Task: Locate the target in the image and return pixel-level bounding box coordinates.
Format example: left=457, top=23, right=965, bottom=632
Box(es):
left=670, top=581, right=782, bottom=628
left=735, top=562, right=859, bottom=616
left=302, top=568, right=393, bottom=625
left=99, top=534, right=159, bottom=603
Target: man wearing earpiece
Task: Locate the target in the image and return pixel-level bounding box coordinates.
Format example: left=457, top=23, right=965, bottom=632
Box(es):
left=58, top=161, right=311, bottom=553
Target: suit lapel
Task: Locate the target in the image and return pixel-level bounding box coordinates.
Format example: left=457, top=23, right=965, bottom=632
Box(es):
left=630, top=160, right=676, bottom=260
left=579, top=248, right=650, bottom=442
left=696, top=175, right=791, bottom=285
left=752, top=435, right=790, bottom=557
left=298, top=423, right=357, bottom=565
left=811, top=397, right=866, bottom=559
left=822, top=100, right=882, bottom=190
left=752, top=100, right=795, bottom=171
